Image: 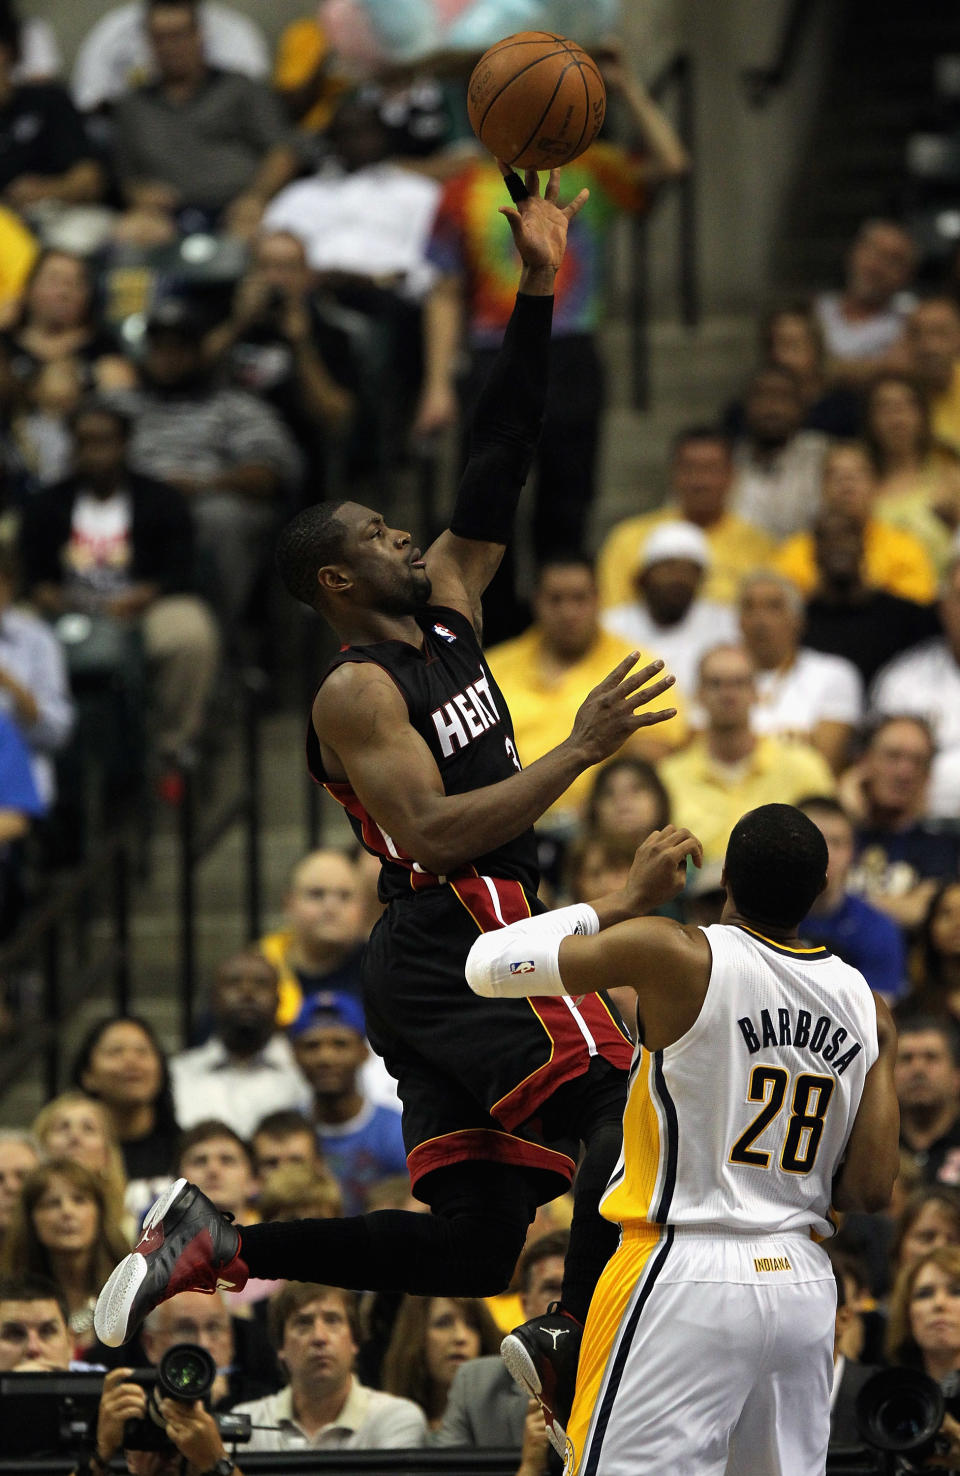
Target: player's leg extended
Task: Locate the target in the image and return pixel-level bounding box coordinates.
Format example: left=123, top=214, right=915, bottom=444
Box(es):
left=500, top=1058, right=627, bottom=1451
left=95, top=1160, right=536, bottom=1348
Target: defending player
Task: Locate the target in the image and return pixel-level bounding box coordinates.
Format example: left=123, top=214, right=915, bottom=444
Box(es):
left=466, top=804, right=899, bottom=1474
left=93, top=165, right=678, bottom=1414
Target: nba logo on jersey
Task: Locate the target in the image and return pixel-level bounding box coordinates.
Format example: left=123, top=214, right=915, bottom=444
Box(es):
left=510, top=960, right=535, bottom=974
left=433, top=623, right=457, bottom=643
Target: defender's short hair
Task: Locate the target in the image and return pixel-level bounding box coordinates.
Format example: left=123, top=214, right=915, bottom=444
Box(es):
left=724, top=804, right=828, bottom=929
left=275, top=501, right=350, bottom=609
left=177, top=1120, right=253, bottom=1170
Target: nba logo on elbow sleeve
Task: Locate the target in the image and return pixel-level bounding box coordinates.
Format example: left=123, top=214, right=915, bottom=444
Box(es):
left=510, top=960, right=535, bottom=974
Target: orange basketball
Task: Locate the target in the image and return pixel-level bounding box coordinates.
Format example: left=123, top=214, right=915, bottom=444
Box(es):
left=467, top=31, right=606, bottom=171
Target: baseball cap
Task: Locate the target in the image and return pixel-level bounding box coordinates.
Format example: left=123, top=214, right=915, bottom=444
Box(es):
left=144, top=298, right=205, bottom=340
left=289, top=990, right=366, bottom=1039
left=637, top=521, right=711, bottom=573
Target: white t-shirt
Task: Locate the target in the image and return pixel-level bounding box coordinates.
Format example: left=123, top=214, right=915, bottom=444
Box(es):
left=814, top=290, right=915, bottom=362
left=731, top=431, right=829, bottom=540
left=263, top=163, right=440, bottom=301
left=12, top=19, right=62, bottom=83
left=752, top=648, right=864, bottom=743
left=602, top=599, right=738, bottom=702
left=870, top=638, right=960, bottom=819
left=71, top=0, right=269, bottom=111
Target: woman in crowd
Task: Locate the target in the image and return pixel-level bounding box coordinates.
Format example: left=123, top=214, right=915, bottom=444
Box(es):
left=902, top=882, right=960, bottom=1025
left=70, top=1015, right=180, bottom=1192
left=892, top=1187, right=960, bottom=1280
left=887, top=1245, right=960, bottom=1386
left=584, top=757, right=670, bottom=849
left=864, top=371, right=960, bottom=575
left=32, top=1090, right=128, bottom=1229
left=0, top=250, right=130, bottom=390
left=381, top=1295, right=501, bottom=1431
left=723, top=303, right=861, bottom=438
left=0, top=1157, right=128, bottom=1348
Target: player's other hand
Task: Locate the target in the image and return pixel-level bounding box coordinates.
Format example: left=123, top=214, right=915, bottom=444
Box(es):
left=623, top=825, right=703, bottom=914
left=569, top=651, right=677, bottom=766
left=497, top=164, right=589, bottom=276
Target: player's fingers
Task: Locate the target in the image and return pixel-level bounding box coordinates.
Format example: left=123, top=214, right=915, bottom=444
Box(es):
left=625, top=673, right=676, bottom=705
left=598, top=650, right=644, bottom=688
left=564, top=186, right=590, bottom=220
left=524, top=166, right=541, bottom=196
left=630, top=706, right=677, bottom=728
left=615, top=656, right=664, bottom=692
left=544, top=168, right=561, bottom=202
left=498, top=206, right=524, bottom=240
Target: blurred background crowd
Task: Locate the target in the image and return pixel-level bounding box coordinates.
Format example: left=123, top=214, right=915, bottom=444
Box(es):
left=1, top=0, right=960, bottom=1468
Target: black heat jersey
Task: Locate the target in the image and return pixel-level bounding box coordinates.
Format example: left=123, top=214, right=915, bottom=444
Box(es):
left=307, top=604, right=540, bottom=903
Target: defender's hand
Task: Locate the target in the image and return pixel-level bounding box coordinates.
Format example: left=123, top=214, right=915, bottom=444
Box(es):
left=622, top=826, right=703, bottom=914
left=498, top=165, right=589, bottom=276
left=568, top=652, right=677, bottom=766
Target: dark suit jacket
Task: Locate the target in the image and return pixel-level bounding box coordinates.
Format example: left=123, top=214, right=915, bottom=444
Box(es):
left=830, top=1358, right=883, bottom=1447
left=432, top=1354, right=528, bottom=1448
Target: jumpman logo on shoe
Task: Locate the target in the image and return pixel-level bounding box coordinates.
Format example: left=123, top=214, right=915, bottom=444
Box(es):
left=543, top=1326, right=571, bottom=1350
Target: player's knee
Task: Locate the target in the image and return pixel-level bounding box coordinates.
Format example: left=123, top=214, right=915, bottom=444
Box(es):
left=447, top=1214, right=528, bottom=1295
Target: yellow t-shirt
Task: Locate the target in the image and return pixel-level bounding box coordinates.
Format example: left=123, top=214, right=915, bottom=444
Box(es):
left=873, top=456, right=958, bottom=577
left=775, top=517, right=936, bottom=602
left=273, top=18, right=346, bottom=134
left=596, top=507, right=776, bottom=609
left=658, top=735, right=835, bottom=868
left=486, top=626, right=688, bottom=829
left=0, top=207, right=37, bottom=311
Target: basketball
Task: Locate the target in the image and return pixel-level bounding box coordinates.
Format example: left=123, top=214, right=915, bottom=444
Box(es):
left=467, top=31, right=606, bottom=172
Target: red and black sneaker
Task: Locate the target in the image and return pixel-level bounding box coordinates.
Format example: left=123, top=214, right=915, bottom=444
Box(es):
left=499, top=1303, right=583, bottom=1456
left=94, top=1178, right=249, bottom=1348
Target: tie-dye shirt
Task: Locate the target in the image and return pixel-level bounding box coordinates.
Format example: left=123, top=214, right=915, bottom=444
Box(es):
left=427, top=144, right=646, bottom=344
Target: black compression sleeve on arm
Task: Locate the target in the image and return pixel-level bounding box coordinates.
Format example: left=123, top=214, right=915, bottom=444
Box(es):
left=449, top=291, right=554, bottom=544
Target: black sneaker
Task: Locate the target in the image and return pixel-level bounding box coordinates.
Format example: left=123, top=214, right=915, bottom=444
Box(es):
left=94, top=1179, right=249, bottom=1348
left=500, top=1303, right=583, bottom=1456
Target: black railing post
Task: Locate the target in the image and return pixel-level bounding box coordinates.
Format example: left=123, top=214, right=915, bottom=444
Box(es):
left=43, top=921, right=61, bottom=1100
left=114, top=840, right=130, bottom=1016
left=243, top=679, right=263, bottom=943
left=630, top=215, right=651, bottom=410
left=676, top=54, right=699, bottom=328
left=178, top=758, right=197, bottom=1047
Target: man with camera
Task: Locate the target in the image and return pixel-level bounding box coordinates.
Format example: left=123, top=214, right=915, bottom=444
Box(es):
left=76, top=1364, right=242, bottom=1476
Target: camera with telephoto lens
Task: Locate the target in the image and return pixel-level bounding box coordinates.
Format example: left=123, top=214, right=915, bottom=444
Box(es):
left=856, top=1366, right=960, bottom=1470
left=123, top=1343, right=249, bottom=1453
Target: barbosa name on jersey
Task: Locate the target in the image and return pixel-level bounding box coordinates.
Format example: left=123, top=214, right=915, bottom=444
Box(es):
left=737, top=1006, right=863, bottom=1075
left=430, top=672, right=501, bottom=757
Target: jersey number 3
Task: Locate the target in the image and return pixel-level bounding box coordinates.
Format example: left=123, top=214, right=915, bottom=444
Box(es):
left=729, top=1066, right=835, bottom=1174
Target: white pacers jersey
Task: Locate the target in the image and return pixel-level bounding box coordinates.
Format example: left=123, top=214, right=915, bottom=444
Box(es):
left=600, top=922, right=878, bottom=1238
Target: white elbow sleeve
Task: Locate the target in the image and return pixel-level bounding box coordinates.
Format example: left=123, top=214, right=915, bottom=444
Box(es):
left=465, top=903, right=600, bottom=999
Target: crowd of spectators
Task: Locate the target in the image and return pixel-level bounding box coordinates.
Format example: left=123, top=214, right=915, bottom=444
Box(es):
left=4, top=0, right=960, bottom=1468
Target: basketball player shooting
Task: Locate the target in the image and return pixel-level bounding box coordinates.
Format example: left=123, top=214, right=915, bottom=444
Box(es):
left=94, top=166, right=679, bottom=1432
left=466, top=804, right=900, bottom=1475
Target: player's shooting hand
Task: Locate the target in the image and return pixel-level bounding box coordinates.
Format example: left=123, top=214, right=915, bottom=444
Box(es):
left=96, top=1366, right=147, bottom=1462
left=623, top=825, right=703, bottom=914
left=497, top=164, right=589, bottom=281
left=569, top=651, right=677, bottom=766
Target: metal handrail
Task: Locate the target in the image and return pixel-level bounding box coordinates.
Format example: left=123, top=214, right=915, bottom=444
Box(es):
left=630, top=50, right=699, bottom=409
left=0, top=833, right=131, bottom=1100
left=742, top=0, right=820, bottom=107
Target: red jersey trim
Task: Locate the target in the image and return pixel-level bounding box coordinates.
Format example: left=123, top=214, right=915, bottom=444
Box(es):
left=407, top=1127, right=576, bottom=1192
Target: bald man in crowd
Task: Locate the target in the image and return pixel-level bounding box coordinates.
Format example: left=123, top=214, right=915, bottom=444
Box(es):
left=260, top=848, right=367, bottom=1027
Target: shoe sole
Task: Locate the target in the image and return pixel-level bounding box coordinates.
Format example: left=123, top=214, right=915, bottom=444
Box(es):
left=501, top=1332, right=568, bottom=1457
left=94, top=1177, right=188, bottom=1347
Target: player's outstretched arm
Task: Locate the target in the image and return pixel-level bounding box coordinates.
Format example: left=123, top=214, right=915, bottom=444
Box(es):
left=316, top=654, right=676, bottom=877
left=831, top=994, right=899, bottom=1215
left=466, top=827, right=706, bottom=1004
left=424, top=167, right=589, bottom=632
